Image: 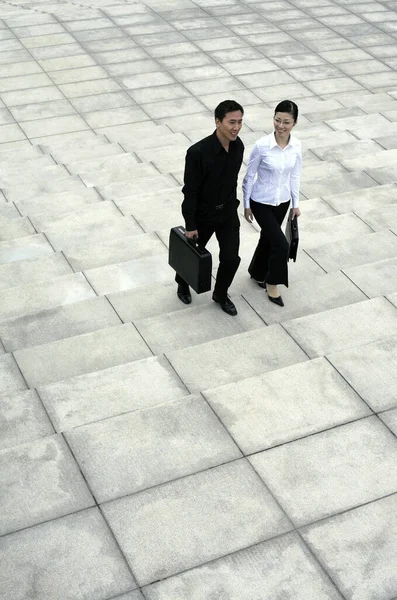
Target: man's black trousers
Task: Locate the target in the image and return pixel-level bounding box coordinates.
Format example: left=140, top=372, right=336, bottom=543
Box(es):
left=175, top=211, right=241, bottom=299
left=249, top=199, right=290, bottom=287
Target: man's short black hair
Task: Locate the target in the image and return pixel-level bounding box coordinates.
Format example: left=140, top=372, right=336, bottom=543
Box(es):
left=214, top=100, right=244, bottom=122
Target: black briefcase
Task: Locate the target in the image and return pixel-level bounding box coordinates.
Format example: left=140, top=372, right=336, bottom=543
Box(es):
left=168, top=226, right=212, bottom=294
left=285, top=210, right=299, bottom=262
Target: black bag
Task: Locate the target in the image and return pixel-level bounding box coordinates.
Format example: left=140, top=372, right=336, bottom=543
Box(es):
left=285, top=210, right=299, bottom=262
left=168, top=226, right=212, bottom=294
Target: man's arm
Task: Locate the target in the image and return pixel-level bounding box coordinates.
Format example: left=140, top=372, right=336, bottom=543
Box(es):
left=181, top=148, right=202, bottom=233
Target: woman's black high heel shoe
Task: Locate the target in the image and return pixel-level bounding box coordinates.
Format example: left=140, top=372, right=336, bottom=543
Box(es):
left=268, top=294, right=284, bottom=307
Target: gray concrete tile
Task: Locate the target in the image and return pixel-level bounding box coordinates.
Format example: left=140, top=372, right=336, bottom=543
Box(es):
left=22, top=33, right=76, bottom=48
left=38, top=53, right=96, bottom=70
left=0, top=233, right=53, bottom=265
left=16, top=189, right=102, bottom=225
left=121, top=71, right=176, bottom=90
left=0, top=216, right=34, bottom=241
left=0, top=389, right=53, bottom=451
left=10, top=99, right=77, bottom=122
left=243, top=272, right=366, bottom=325
left=50, top=65, right=109, bottom=85
left=59, top=78, right=122, bottom=98
left=312, top=139, right=384, bottom=161
left=328, top=335, right=397, bottom=412
left=19, top=114, right=89, bottom=138
left=128, top=83, right=192, bottom=104
left=307, top=230, right=397, bottom=272
left=380, top=408, right=397, bottom=434
left=305, top=77, right=365, bottom=95
left=286, top=64, right=343, bottom=82
left=0, top=296, right=121, bottom=352
left=135, top=299, right=264, bottom=354
left=92, top=47, right=148, bottom=63
left=65, top=232, right=165, bottom=271
left=84, top=253, right=173, bottom=295
left=79, top=161, right=156, bottom=187
left=72, top=91, right=134, bottom=113
left=323, top=183, right=397, bottom=213
left=0, top=508, right=135, bottom=600
left=0, top=123, right=26, bottom=143
left=183, top=75, right=244, bottom=95
left=205, top=357, right=370, bottom=455
left=73, top=28, right=127, bottom=43
left=144, top=531, right=343, bottom=600
left=284, top=297, right=397, bottom=358
left=0, top=272, right=95, bottom=321
left=0, top=353, right=26, bottom=397
left=0, top=252, right=72, bottom=292
left=167, top=325, right=308, bottom=393
left=106, top=59, right=164, bottom=78
left=0, top=434, right=94, bottom=535
left=102, top=460, right=292, bottom=586
left=253, top=82, right=315, bottom=103
left=339, top=59, right=392, bottom=75
left=302, top=494, right=397, bottom=600
left=344, top=256, right=397, bottom=297
left=66, top=394, right=241, bottom=502
left=300, top=213, right=373, bottom=251
left=15, top=322, right=151, bottom=388
left=1, top=86, right=65, bottom=107
left=0, top=49, right=32, bottom=64
left=3, top=175, right=87, bottom=202
left=326, top=112, right=390, bottom=132
left=251, top=417, right=397, bottom=526
left=236, top=70, right=295, bottom=88
left=0, top=201, right=19, bottom=219
left=110, top=593, right=143, bottom=600
left=39, top=355, right=188, bottom=431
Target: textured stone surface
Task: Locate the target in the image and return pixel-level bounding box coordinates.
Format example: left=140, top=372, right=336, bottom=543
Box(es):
left=0, top=509, right=135, bottom=600
left=102, top=460, right=292, bottom=585
left=0, top=389, right=54, bottom=450
left=66, top=395, right=241, bottom=502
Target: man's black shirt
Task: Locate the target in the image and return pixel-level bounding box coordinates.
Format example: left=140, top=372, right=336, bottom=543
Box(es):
left=182, top=131, right=244, bottom=231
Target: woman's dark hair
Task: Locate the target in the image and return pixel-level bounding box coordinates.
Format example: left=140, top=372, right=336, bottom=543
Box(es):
left=215, top=100, right=244, bottom=122
left=274, top=100, right=298, bottom=122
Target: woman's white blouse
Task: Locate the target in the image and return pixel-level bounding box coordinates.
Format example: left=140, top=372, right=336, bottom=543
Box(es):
left=242, top=132, right=302, bottom=209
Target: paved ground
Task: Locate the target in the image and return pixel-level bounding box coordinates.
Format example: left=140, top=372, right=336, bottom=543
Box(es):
left=1, top=0, right=397, bottom=598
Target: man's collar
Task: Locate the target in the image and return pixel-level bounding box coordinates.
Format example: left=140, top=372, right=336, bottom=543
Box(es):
left=212, top=130, right=236, bottom=153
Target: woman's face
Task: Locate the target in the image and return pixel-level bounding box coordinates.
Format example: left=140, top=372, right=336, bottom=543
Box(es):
left=273, top=112, right=296, bottom=136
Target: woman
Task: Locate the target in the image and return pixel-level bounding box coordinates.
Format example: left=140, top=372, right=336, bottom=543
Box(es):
left=243, top=100, right=302, bottom=307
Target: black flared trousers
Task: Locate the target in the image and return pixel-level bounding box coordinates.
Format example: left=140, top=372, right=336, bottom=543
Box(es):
left=175, top=211, right=241, bottom=299
left=248, top=199, right=290, bottom=287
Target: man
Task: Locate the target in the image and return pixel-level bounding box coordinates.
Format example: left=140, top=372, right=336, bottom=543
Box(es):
left=175, top=99, right=244, bottom=316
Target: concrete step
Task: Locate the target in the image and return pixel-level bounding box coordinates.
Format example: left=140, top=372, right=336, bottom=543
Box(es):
left=37, top=355, right=188, bottom=431
left=33, top=201, right=121, bottom=233
left=66, top=151, right=140, bottom=175
left=0, top=216, right=35, bottom=242
left=365, top=165, right=397, bottom=185
left=312, top=139, right=385, bottom=162
left=299, top=213, right=373, bottom=251
left=15, top=188, right=102, bottom=223
left=136, top=143, right=188, bottom=163
left=325, top=113, right=390, bottom=132
left=114, top=190, right=182, bottom=231
left=0, top=234, right=54, bottom=265
left=243, top=271, right=367, bottom=325
left=342, top=148, right=397, bottom=171
left=0, top=252, right=72, bottom=291
left=0, top=154, right=55, bottom=174
left=0, top=389, right=53, bottom=451
left=39, top=134, right=111, bottom=154
left=3, top=176, right=89, bottom=202
left=343, top=256, right=397, bottom=299
left=300, top=161, right=347, bottom=183
left=50, top=142, right=126, bottom=165
left=134, top=298, right=264, bottom=355
left=166, top=325, right=308, bottom=393
left=0, top=296, right=122, bottom=353
left=14, top=322, right=152, bottom=388
left=0, top=354, right=27, bottom=399
left=0, top=145, right=44, bottom=164
left=97, top=174, right=179, bottom=200
left=0, top=272, right=96, bottom=321
left=79, top=161, right=159, bottom=188
left=64, top=231, right=166, bottom=271
left=84, top=254, right=173, bottom=296
left=321, top=184, right=397, bottom=214
left=0, top=164, right=69, bottom=188
left=95, top=123, right=171, bottom=145
left=306, top=229, right=397, bottom=273
left=301, top=170, right=377, bottom=198
left=120, top=132, right=190, bottom=152
left=0, top=201, right=20, bottom=220
left=355, top=203, right=397, bottom=231
left=283, top=297, right=397, bottom=359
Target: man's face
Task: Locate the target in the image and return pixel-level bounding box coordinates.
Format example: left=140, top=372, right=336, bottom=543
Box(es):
left=216, top=110, right=243, bottom=142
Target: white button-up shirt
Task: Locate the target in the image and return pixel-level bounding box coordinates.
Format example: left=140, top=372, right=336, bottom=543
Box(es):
left=242, top=132, right=302, bottom=209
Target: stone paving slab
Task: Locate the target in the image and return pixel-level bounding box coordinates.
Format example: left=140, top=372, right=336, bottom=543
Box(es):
left=102, top=459, right=292, bottom=586
left=0, top=272, right=95, bottom=321
left=204, top=357, right=370, bottom=455
left=143, top=531, right=343, bottom=600
left=14, top=322, right=151, bottom=388
left=243, top=271, right=366, bottom=325
left=0, top=296, right=121, bottom=352
left=343, top=257, right=397, bottom=298
left=250, top=417, right=397, bottom=527
left=0, top=252, right=72, bottom=291
left=0, top=216, right=35, bottom=242
left=134, top=299, right=264, bottom=354
left=0, top=434, right=94, bottom=535
left=356, top=203, right=397, bottom=231
left=168, top=325, right=308, bottom=393
left=15, top=188, right=102, bottom=223
left=302, top=494, right=397, bottom=600
left=322, top=183, right=397, bottom=214
left=66, top=394, right=241, bottom=502
left=0, top=389, right=54, bottom=450
left=328, top=334, right=397, bottom=412
left=0, top=508, right=135, bottom=600
left=284, top=297, right=397, bottom=358
left=306, top=229, right=397, bottom=273
left=0, top=233, right=54, bottom=264
left=38, top=355, right=188, bottom=431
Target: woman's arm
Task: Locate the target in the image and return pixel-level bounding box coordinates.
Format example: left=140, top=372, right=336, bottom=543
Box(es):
left=290, top=145, right=302, bottom=211
left=242, top=143, right=262, bottom=209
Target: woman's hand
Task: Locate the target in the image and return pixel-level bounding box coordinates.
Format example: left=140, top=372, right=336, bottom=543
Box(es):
left=244, top=208, right=254, bottom=223
left=291, top=207, right=301, bottom=219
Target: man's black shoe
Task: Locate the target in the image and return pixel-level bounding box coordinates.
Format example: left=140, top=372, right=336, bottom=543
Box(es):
left=212, top=293, right=237, bottom=316
left=177, top=285, right=191, bottom=304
